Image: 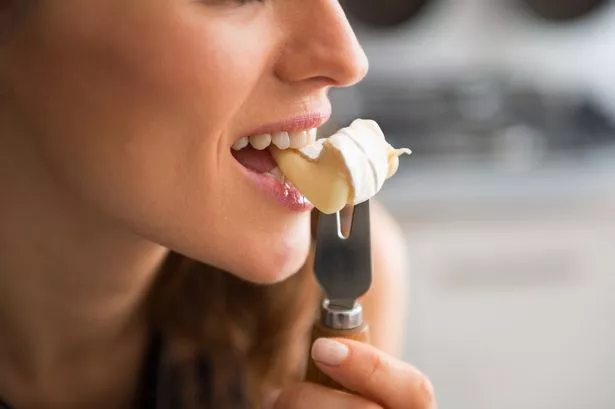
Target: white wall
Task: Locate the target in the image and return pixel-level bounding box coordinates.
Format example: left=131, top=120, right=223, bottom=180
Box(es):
left=377, top=150, right=615, bottom=409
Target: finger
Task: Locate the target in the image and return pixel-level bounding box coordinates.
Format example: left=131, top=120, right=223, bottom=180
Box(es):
left=311, top=338, right=436, bottom=409
left=266, top=381, right=384, bottom=409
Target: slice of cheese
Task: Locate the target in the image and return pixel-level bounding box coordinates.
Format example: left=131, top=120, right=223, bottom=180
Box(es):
left=270, top=119, right=411, bottom=214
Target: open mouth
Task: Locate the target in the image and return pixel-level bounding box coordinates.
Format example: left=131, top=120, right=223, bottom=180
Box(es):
left=231, top=128, right=318, bottom=184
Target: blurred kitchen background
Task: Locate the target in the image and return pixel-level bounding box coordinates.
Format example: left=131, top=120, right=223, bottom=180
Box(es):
left=328, top=0, right=615, bottom=408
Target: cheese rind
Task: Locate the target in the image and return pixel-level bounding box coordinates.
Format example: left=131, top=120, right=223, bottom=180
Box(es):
left=270, top=119, right=411, bottom=214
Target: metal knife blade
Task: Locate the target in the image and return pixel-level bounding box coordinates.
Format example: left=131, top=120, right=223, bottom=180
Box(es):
left=313, top=201, right=372, bottom=311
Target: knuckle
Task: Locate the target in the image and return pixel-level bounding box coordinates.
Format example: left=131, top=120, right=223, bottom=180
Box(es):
left=364, top=351, right=386, bottom=384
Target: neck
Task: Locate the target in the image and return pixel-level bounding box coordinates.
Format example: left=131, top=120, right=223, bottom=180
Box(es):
left=0, top=135, right=169, bottom=408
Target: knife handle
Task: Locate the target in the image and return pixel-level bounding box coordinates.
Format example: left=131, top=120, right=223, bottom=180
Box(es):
left=305, top=319, right=370, bottom=391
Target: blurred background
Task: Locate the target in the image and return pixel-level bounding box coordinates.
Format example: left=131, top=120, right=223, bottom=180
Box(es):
left=328, top=0, right=615, bottom=408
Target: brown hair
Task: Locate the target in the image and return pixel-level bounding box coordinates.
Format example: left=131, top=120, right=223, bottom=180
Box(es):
left=0, top=0, right=35, bottom=36
left=146, top=212, right=321, bottom=408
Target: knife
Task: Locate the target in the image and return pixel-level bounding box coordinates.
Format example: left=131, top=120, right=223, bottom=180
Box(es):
left=305, top=200, right=372, bottom=391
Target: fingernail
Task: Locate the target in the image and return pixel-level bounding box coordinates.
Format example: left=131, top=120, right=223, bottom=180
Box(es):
left=311, top=338, right=349, bottom=366
left=262, top=390, right=281, bottom=409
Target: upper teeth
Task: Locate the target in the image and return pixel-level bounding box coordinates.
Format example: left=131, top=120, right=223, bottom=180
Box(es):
left=232, top=129, right=317, bottom=151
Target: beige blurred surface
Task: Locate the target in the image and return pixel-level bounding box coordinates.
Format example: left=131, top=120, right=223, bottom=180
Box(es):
left=377, top=153, right=615, bottom=409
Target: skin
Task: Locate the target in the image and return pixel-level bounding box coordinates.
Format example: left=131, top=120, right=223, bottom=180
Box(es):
left=0, top=0, right=434, bottom=408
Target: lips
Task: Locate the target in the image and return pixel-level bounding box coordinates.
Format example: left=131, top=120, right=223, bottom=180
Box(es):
left=241, top=112, right=331, bottom=139
left=229, top=111, right=328, bottom=212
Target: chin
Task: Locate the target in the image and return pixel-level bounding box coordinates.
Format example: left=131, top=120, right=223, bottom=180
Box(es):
left=150, top=191, right=315, bottom=285
left=238, top=236, right=312, bottom=285
left=171, top=213, right=313, bottom=285
left=216, top=220, right=312, bottom=285
left=165, top=233, right=311, bottom=285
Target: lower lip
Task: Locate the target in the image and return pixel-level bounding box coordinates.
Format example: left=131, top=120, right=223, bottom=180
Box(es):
left=242, top=167, right=314, bottom=212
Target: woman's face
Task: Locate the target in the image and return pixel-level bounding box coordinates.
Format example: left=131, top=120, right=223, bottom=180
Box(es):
left=0, top=0, right=367, bottom=283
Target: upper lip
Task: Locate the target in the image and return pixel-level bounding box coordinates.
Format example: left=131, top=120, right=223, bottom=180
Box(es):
left=238, top=110, right=332, bottom=142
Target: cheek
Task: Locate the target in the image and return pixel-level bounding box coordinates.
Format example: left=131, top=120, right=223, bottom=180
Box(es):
left=14, top=3, right=266, bottom=147
left=7, top=3, right=311, bottom=280
left=8, top=4, right=267, bottom=214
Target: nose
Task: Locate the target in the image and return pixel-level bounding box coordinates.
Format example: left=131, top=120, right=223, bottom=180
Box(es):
left=274, top=0, right=369, bottom=88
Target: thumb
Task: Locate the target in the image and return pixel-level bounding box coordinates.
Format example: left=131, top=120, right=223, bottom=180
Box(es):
left=311, top=338, right=435, bottom=409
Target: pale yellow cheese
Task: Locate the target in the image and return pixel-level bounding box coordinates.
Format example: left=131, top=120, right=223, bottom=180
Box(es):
left=270, top=119, right=410, bottom=214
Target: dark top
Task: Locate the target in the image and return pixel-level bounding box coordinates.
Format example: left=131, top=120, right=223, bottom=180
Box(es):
left=0, top=332, right=244, bottom=409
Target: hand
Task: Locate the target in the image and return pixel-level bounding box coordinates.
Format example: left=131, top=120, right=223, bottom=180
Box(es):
left=264, top=338, right=436, bottom=409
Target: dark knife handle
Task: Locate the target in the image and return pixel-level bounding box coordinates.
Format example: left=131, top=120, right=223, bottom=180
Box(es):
left=305, top=319, right=370, bottom=391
